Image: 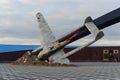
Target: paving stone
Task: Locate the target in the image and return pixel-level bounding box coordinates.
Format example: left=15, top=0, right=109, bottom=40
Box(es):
left=0, top=63, right=120, bottom=80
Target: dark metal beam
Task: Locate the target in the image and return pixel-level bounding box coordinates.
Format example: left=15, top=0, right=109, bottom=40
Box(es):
left=69, top=8, right=120, bottom=43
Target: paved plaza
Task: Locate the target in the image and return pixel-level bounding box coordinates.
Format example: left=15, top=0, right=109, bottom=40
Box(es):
left=0, top=63, right=120, bottom=80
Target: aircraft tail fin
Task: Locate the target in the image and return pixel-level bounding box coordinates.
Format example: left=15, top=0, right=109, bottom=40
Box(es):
left=85, top=16, right=104, bottom=40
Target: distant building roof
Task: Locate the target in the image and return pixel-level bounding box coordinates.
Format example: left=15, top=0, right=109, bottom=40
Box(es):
left=0, top=44, right=119, bottom=53
left=0, top=44, right=79, bottom=53
left=0, top=44, right=39, bottom=53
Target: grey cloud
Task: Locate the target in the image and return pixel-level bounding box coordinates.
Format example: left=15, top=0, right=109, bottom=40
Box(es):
left=0, top=13, right=40, bottom=39
left=0, top=0, right=119, bottom=45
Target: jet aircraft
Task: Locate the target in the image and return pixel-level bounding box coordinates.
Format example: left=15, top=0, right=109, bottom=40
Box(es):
left=29, top=8, right=120, bottom=64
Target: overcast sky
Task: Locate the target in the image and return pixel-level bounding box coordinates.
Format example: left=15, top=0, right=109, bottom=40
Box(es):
left=0, top=0, right=119, bottom=46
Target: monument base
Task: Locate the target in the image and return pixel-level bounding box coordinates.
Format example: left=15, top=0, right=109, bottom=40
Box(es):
left=12, top=51, right=75, bottom=67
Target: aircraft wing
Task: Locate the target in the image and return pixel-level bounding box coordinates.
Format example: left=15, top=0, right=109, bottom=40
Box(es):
left=36, top=13, right=57, bottom=50
left=36, top=13, right=70, bottom=63
left=49, top=49, right=70, bottom=64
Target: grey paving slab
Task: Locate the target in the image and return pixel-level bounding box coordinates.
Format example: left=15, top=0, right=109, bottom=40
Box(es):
left=0, top=63, right=120, bottom=80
